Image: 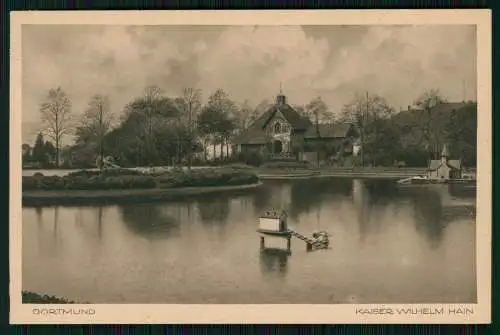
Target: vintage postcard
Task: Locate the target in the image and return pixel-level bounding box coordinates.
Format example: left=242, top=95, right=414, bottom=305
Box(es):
left=10, top=10, right=491, bottom=324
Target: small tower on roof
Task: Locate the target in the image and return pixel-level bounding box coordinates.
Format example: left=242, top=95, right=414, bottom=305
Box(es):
left=276, top=82, right=286, bottom=106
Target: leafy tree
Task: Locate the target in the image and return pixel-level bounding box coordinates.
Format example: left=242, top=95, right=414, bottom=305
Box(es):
left=22, top=144, right=31, bottom=164
left=198, top=105, right=224, bottom=161
left=43, top=141, right=56, bottom=164
left=39, top=87, right=73, bottom=167
left=121, top=86, right=180, bottom=166
left=78, top=94, right=114, bottom=169
left=32, top=133, right=47, bottom=165
left=205, top=89, right=237, bottom=161
left=445, top=102, right=477, bottom=167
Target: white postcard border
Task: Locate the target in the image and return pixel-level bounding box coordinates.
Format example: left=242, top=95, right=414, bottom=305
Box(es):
left=9, top=9, right=492, bottom=324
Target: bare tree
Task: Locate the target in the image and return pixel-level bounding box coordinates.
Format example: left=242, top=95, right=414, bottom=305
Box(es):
left=340, top=92, right=394, bottom=166
left=80, top=94, right=114, bottom=169
left=306, top=96, right=333, bottom=124
left=176, top=88, right=202, bottom=169
left=39, top=87, right=73, bottom=167
left=250, top=99, right=272, bottom=124
left=306, top=96, right=329, bottom=167
left=234, top=100, right=253, bottom=131
left=413, top=88, right=447, bottom=160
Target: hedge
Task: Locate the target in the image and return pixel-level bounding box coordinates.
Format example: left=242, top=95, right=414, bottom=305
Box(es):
left=22, top=168, right=259, bottom=191
left=260, top=161, right=314, bottom=169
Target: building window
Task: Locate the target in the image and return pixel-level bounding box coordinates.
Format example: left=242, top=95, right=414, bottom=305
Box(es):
left=274, top=122, right=281, bottom=133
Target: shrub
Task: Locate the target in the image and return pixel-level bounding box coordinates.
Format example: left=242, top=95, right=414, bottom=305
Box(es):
left=67, top=170, right=101, bottom=178
left=226, top=163, right=254, bottom=170
left=22, top=291, right=76, bottom=304
left=67, top=168, right=143, bottom=178
left=236, top=151, right=264, bottom=167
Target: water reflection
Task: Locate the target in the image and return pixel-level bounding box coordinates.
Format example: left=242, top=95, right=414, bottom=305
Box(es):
left=97, top=207, right=104, bottom=240
left=119, top=204, right=180, bottom=239
left=352, top=179, right=375, bottom=242
left=407, top=189, right=445, bottom=249
left=22, top=178, right=477, bottom=304
left=259, top=249, right=290, bottom=277
left=288, top=178, right=352, bottom=220
left=35, top=207, right=43, bottom=225
left=196, top=195, right=230, bottom=225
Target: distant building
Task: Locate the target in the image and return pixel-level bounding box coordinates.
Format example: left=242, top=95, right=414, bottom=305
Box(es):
left=427, top=144, right=462, bottom=181
left=234, top=90, right=358, bottom=164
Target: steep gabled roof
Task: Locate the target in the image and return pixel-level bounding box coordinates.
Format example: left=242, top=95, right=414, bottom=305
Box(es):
left=303, top=123, right=353, bottom=139
left=249, top=104, right=312, bottom=131
left=428, top=159, right=461, bottom=171
left=235, top=101, right=313, bottom=145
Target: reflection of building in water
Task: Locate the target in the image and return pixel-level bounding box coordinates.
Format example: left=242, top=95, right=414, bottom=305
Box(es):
left=259, top=249, right=289, bottom=277
left=264, top=182, right=293, bottom=210
left=352, top=179, right=373, bottom=241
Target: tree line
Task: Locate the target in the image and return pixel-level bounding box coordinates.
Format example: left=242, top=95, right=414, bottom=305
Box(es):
left=22, top=85, right=477, bottom=169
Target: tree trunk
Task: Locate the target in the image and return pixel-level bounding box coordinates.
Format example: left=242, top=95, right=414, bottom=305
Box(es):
left=203, top=139, right=207, bottom=161
left=212, top=139, right=216, bottom=162
left=55, top=111, right=60, bottom=168
left=55, top=143, right=60, bottom=168
left=220, top=138, right=224, bottom=161
left=315, top=112, right=321, bottom=168
left=99, top=104, right=104, bottom=170
left=187, top=103, right=192, bottom=170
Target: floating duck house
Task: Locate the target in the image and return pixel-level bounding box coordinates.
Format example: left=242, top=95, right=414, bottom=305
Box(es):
left=257, top=209, right=291, bottom=252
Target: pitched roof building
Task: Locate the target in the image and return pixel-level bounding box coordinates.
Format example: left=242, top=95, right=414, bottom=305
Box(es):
left=427, top=144, right=462, bottom=181
left=234, top=90, right=358, bottom=163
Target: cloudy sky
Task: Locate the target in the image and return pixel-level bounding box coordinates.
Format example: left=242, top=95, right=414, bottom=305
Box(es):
left=21, top=24, right=476, bottom=144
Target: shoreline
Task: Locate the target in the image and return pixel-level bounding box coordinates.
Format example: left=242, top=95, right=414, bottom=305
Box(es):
left=257, top=169, right=424, bottom=180
left=22, top=181, right=263, bottom=207
left=258, top=172, right=419, bottom=180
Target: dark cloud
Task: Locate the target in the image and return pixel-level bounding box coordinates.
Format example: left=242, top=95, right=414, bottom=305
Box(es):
left=21, top=24, right=476, bottom=144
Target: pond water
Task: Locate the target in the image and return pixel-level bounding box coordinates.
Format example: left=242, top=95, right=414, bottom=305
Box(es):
left=22, top=178, right=477, bottom=304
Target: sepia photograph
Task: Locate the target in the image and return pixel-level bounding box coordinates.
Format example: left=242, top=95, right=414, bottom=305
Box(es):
left=10, top=10, right=491, bottom=324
